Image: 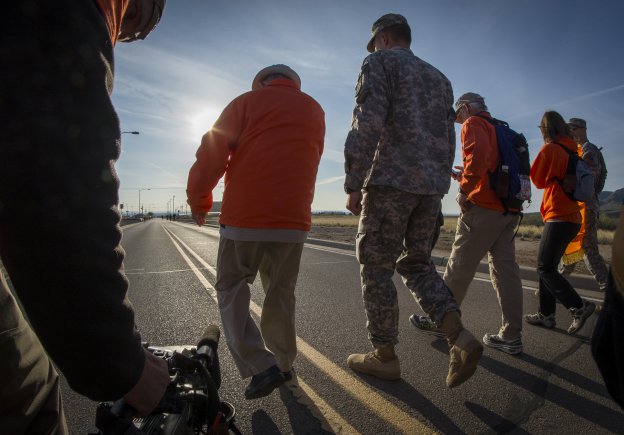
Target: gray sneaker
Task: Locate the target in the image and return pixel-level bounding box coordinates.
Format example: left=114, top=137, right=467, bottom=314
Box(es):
left=568, top=301, right=596, bottom=334
left=482, top=333, right=523, bottom=355
left=525, top=312, right=556, bottom=329
left=409, top=314, right=446, bottom=339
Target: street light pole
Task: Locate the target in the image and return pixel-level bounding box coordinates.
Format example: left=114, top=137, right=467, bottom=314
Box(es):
left=121, top=131, right=140, bottom=135
left=138, top=188, right=150, bottom=218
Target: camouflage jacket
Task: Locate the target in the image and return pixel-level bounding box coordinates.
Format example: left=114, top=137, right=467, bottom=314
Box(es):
left=344, top=47, right=456, bottom=195
left=580, top=141, right=607, bottom=195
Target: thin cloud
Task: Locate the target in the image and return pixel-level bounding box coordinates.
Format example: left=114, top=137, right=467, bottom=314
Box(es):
left=507, top=84, right=624, bottom=121
left=316, top=175, right=344, bottom=186
left=547, top=84, right=624, bottom=108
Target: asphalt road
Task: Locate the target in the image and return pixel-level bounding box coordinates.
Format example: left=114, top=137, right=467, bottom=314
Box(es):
left=62, top=219, right=623, bottom=434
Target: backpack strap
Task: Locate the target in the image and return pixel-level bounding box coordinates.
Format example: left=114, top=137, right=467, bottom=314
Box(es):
left=474, top=114, right=497, bottom=126
left=552, top=141, right=573, bottom=181
left=553, top=141, right=573, bottom=155
left=552, top=142, right=580, bottom=202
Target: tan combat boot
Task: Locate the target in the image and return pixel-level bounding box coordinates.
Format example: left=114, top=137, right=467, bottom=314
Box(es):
left=440, top=310, right=483, bottom=388
left=346, top=345, right=401, bottom=380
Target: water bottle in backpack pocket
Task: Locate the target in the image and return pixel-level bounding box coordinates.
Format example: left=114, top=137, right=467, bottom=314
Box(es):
left=554, top=142, right=595, bottom=203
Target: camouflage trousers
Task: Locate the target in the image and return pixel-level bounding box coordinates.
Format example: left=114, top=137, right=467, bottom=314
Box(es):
left=561, top=206, right=609, bottom=289
left=356, top=186, right=458, bottom=347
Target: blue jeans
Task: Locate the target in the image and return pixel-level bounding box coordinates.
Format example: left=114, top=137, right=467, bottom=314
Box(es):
left=537, top=221, right=583, bottom=315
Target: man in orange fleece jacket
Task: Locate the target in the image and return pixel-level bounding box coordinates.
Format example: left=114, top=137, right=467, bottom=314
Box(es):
left=187, top=64, right=325, bottom=400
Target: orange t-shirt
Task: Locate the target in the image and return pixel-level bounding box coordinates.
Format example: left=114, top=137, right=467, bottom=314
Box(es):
left=187, top=79, right=325, bottom=231
left=530, top=136, right=581, bottom=223
left=95, top=0, right=129, bottom=45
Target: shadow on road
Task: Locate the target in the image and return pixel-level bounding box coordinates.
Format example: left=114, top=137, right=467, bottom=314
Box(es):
left=476, top=351, right=623, bottom=433
left=251, top=409, right=281, bottom=434
left=349, top=366, right=465, bottom=434
left=424, top=336, right=623, bottom=433
left=277, top=381, right=337, bottom=434
left=465, top=402, right=532, bottom=434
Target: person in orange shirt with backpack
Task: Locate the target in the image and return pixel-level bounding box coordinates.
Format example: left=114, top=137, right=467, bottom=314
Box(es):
left=0, top=2, right=168, bottom=432
left=410, top=92, right=525, bottom=355
left=525, top=111, right=596, bottom=334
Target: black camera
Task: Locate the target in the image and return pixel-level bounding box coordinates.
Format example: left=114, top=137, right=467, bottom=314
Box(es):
left=91, top=325, right=239, bottom=435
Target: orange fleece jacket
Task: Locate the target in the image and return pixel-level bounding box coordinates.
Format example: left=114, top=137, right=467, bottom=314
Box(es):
left=530, top=136, right=581, bottom=223
left=187, top=79, right=325, bottom=231
left=458, top=112, right=505, bottom=212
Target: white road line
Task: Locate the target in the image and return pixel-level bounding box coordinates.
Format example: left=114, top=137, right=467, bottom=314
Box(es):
left=162, top=223, right=435, bottom=435
left=301, top=260, right=354, bottom=266
left=305, top=244, right=356, bottom=256
left=161, top=226, right=218, bottom=303
left=306, top=242, right=601, bottom=302
left=125, top=267, right=213, bottom=276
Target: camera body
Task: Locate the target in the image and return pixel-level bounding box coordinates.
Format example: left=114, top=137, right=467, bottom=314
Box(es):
left=92, top=327, right=237, bottom=435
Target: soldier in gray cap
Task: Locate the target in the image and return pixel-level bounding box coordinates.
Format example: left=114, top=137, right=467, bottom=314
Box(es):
left=343, top=13, right=482, bottom=387
left=560, top=118, right=609, bottom=290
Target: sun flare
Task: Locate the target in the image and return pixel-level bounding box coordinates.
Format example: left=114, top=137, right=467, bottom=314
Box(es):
left=190, top=107, right=222, bottom=140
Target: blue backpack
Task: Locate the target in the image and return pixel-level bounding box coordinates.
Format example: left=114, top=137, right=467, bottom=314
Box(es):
left=478, top=116, right=532, bottom=214
left=554, top=142, right=595, bottom=203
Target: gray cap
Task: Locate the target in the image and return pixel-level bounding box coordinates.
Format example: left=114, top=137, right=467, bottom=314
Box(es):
left=252, top=64, right=301, bottom=91
left=568, top=118, right=587, bottom=129
left=455, top=92, right=486, bottom=110
left=367, top=13, right=409, bottom=53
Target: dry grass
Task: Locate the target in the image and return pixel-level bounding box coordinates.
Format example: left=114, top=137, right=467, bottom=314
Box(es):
left=311, top=214, right=360, bottom=227
left=311, top=213, right=614, bottom=244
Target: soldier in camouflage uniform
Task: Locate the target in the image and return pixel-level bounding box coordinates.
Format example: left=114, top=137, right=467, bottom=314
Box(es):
left=343, top=13, right=482, bottom=388
left=561, top=118, right=609, bottom=290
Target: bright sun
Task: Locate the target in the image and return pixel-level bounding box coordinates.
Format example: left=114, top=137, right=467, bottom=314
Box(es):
left=190, top=107, right=222, bottom=140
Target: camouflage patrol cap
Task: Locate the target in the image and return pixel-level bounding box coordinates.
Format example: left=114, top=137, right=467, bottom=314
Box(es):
left=568, top=118, right=587, bottom=129
left=367, top=13, right=409, bottom=53
left=455, top=92, right=486, bottom=109
left=251, top=64, right=301, bottom=91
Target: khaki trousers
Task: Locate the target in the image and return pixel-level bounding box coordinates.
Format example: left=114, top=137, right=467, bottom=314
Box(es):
left=444, top=206, right=523, bottom=340
left=216, top=237, right=303, bottom=378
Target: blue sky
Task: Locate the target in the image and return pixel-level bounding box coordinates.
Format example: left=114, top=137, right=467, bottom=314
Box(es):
left=114, top=0, right=624, bottom=216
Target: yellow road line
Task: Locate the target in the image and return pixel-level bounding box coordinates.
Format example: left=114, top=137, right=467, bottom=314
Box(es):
left=163, top=223, right=435, bottom=434
left=294, top=377, right=360, bottom=434
left=293, top=334, right=435, bottom=435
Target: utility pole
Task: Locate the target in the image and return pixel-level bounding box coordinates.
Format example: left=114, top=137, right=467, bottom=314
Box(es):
left=138, top=188, right=150, bottom=218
